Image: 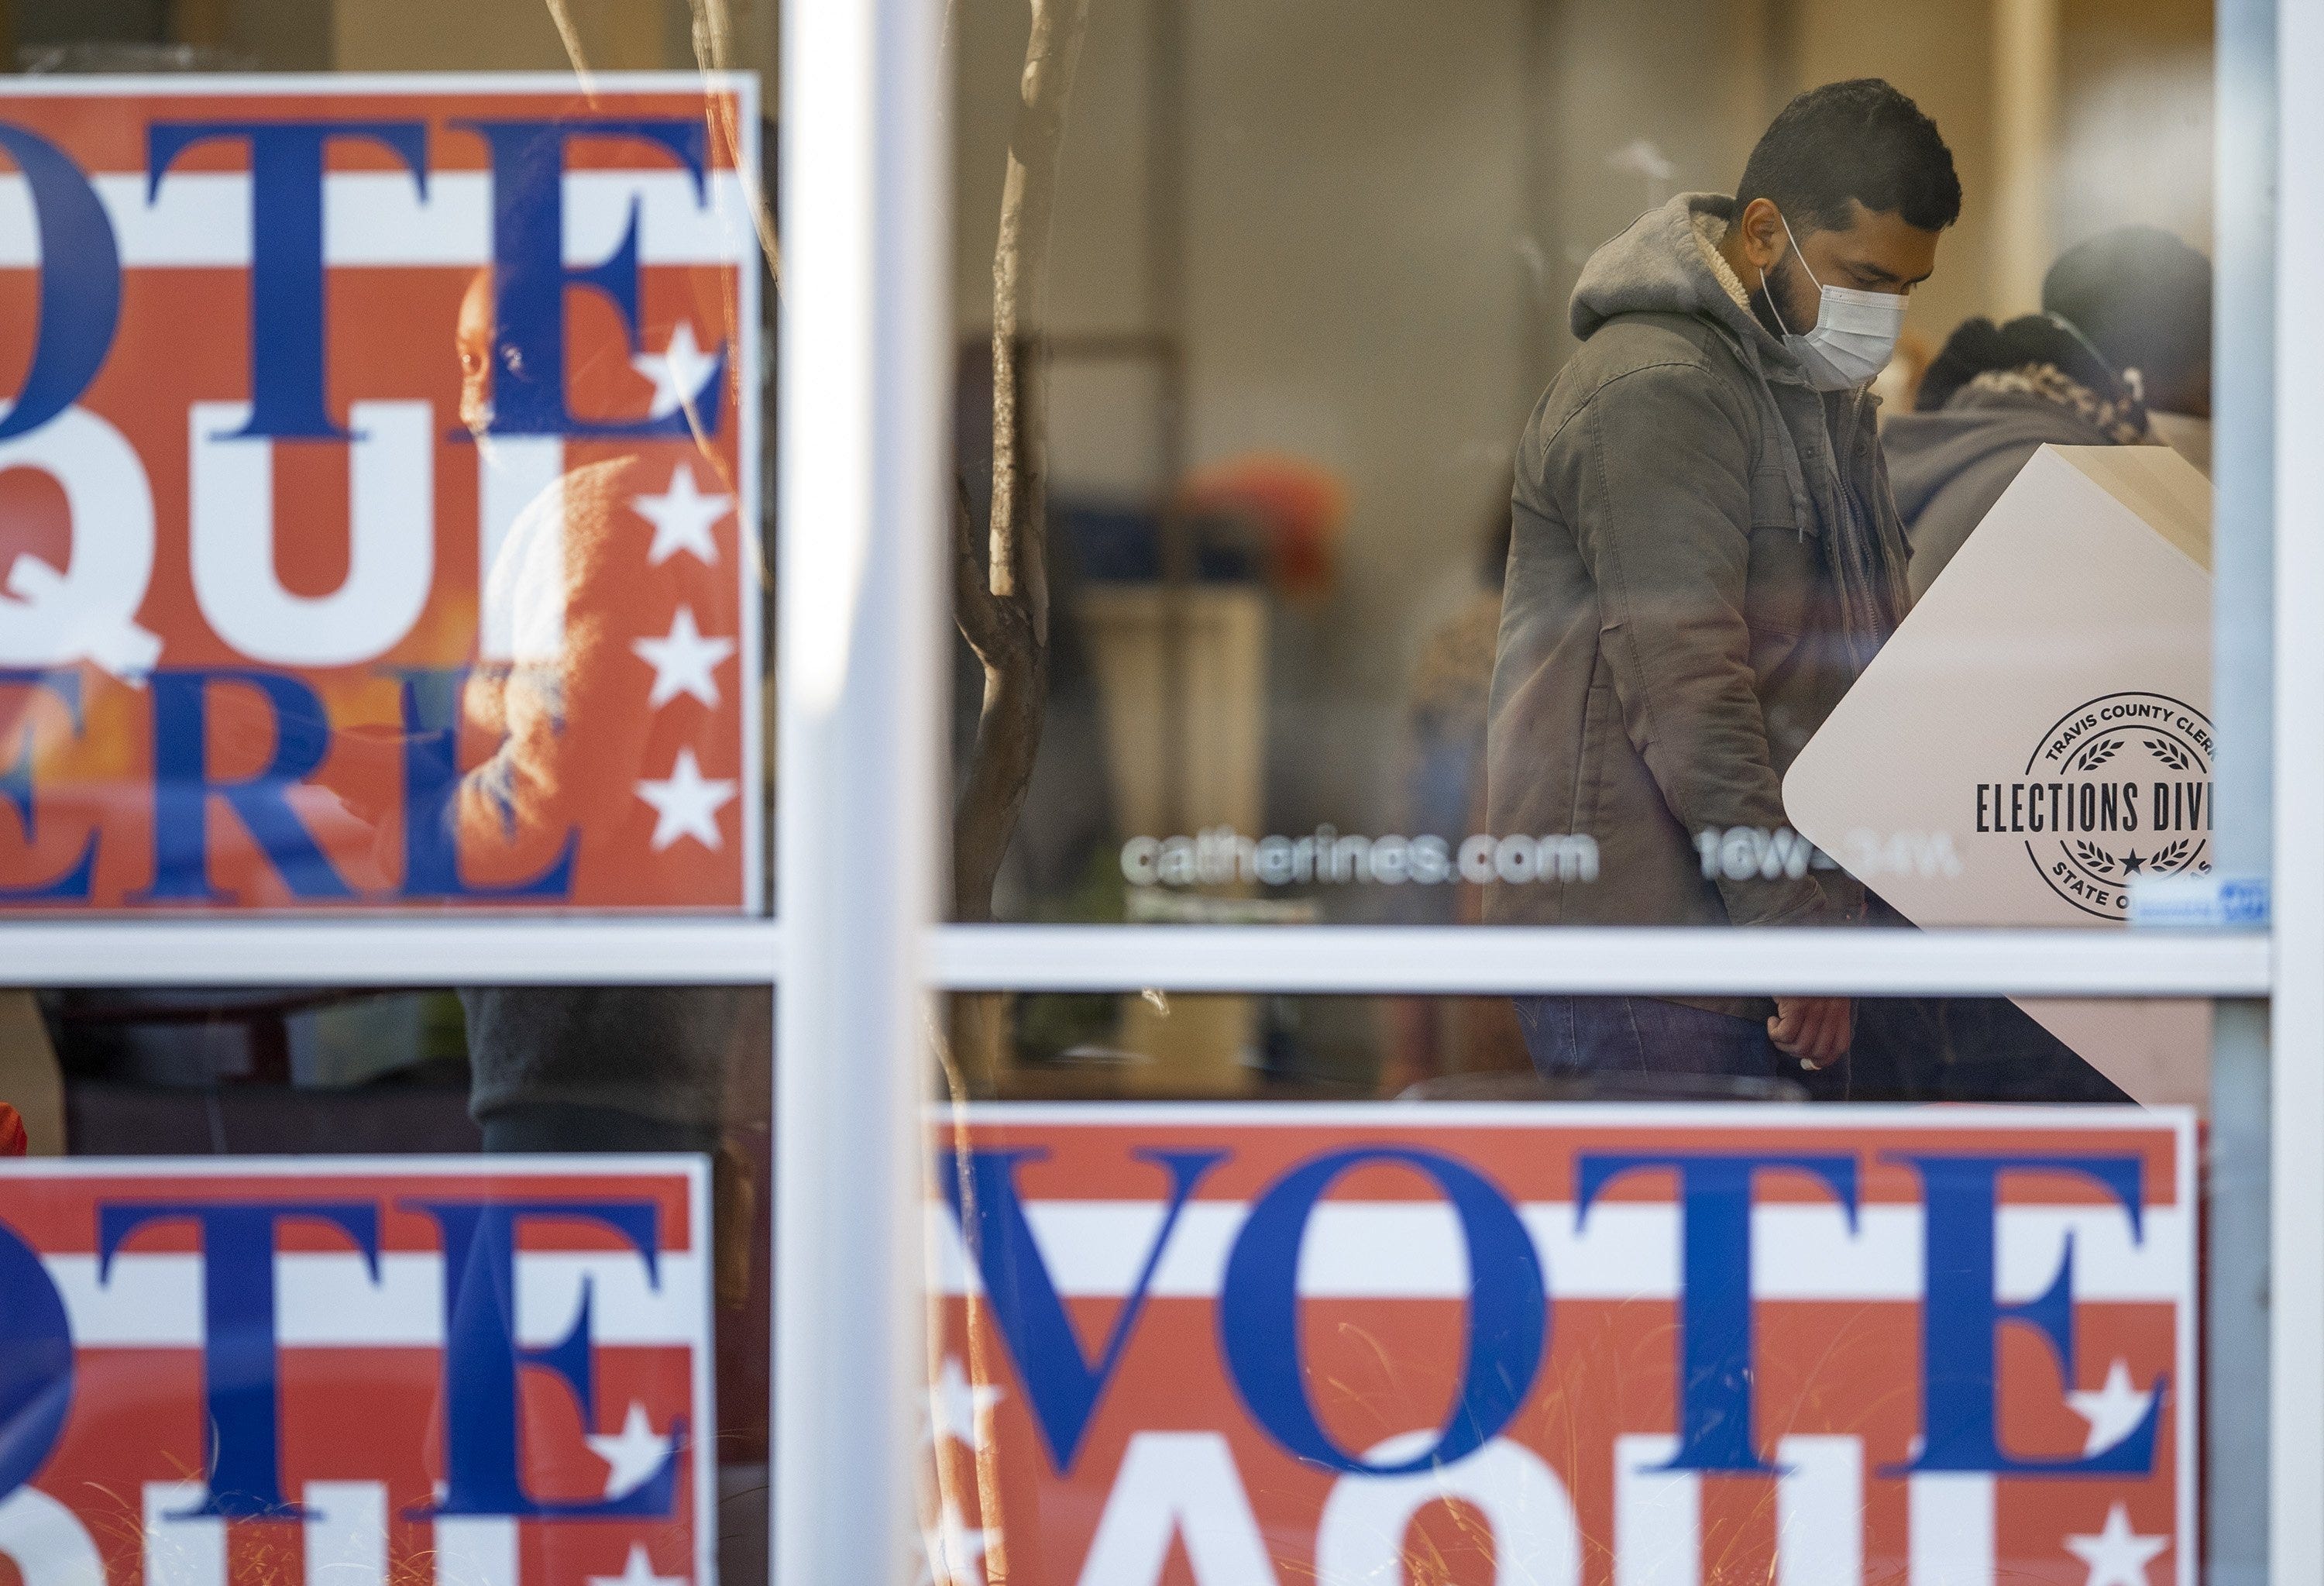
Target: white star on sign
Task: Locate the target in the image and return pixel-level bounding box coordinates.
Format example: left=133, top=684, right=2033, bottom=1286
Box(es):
left=915, top=1498, right=993, bottom=1586
left=925, top=1355, right=1004, bottom=1451
left=585, top=1402, right=672, bottom=1498
left=2066, top=1359, right=2157, bottom=1456
left=632, top=606, right=737, bottom=710
left=632, top=321, right=722, bottom=421
left=587, top=1544, right=687, bottom=1586
left=636, top=748, right=737, bottom=851
left=2065, top=1503, right=2168, bottom=1586
left=632, top=463, right=732, bottom=567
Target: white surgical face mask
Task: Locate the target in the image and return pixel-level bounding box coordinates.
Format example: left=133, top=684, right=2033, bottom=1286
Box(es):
left=1759, top=210, right=1909, bottom=391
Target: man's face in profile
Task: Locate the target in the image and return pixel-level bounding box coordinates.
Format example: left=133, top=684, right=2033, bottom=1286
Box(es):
left=458, top=266, right=669, bottom=435
left=456, top=268, right=498, bottom=439
left=1755, top=198, right=1940, bottom=335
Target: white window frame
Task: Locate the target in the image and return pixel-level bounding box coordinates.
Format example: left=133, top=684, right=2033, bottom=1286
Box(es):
left=763, top=2, right=2321, bottom=1580
left=0, top=2, right=2306, bottom=1581
left=2267, top=1, right=2323, bottom=1577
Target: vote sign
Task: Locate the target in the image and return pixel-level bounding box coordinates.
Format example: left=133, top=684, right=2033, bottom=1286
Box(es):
left=931, top=1105, right=2194, bottom=1584
left=0, top=1158, right=711, bottom=1586
left=0, top=77, right=761, bottom=911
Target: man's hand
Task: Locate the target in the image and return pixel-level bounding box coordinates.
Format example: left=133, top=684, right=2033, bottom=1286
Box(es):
left=1769, top=996, right=1852, bottom=1069
left=308, top=724, right=404, bottom=826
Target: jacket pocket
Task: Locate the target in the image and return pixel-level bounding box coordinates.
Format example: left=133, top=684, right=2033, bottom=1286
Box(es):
left=1575, top=649, right=1616, bottom=839
left=1745, top=468, right=1820, bottom=642
left=1746, top=465, right=1808, bottom=532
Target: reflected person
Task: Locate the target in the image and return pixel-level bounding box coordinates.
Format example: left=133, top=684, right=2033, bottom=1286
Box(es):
left=2045, top=225, right=2212, bottom=476
left=320, top=268, right=748, bottom=1154
left=449, top=269, right=749, bottom=1154
left=1487, top=81, right=1960, bottom=1081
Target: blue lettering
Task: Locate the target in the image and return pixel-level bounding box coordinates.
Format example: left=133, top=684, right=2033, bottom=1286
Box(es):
left=0, top=1215, right=73, bottom=1504
left=406, top=1196, right=678, bottom=1518
left=1891, top=1151, right=2161, bottom=1475
left=0, top=122, right=119, bottom=440
left=453, top=119, right=720, bottom=439
left=944, top=1147, right=1223, bottom=1473
left=98, top=1201, right=380, bottom=1518
left=1221, top=1145, right=1546, bottom=1476
left=390, top=669, right=575, bottom=899
left=132, top=669, right=353, bottom=902
left=147, top=121, right=428, bottom=440
left=1577, top=1151, right=1858, bottom=1473
left=0, top=670, right=95, bottom=900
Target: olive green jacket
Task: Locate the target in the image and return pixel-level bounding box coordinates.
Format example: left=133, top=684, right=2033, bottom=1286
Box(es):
left=1485, top=194, right=1910, bottom=1010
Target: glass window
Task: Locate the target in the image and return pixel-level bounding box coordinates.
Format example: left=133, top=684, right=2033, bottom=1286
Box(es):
left=0, top=7, right=778, bottom=1585
left=0, top=0, right=2290, bottom=1580
left=0, top=31, right=774, bottom=917
left=920, top=1, right=2260, bottom=1578
left=929, top=989, right=2204, bottom=1583
left=947, top=988, right=2204, bottom=1110
left=12, top=977, right=773, bottom=1584
left=946, top=0, right=2223, bottom=941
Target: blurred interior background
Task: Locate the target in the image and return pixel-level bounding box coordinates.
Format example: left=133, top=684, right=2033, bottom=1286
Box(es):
left=948, top=0, right=2216, bottom=1093
left=0, top=0, right=2216, bottom=1096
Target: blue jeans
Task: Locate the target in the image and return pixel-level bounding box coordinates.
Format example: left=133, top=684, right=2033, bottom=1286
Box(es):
left=1514, top=995, right=1784, bottom=1081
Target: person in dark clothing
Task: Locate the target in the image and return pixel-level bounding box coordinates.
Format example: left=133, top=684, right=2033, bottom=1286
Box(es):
left=1887, top=312, right=2154, bottom=596
left=2044, top=224, right=2212, bottom=434
left=1487, top=80, right=1961, bottom=1081
left=1887, top=229, right=2210, bottom=596
left=1844, top=996, right=2130, bottom=1105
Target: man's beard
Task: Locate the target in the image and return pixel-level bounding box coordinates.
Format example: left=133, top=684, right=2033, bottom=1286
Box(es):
left=1756, top=253, right=1807, bottom=339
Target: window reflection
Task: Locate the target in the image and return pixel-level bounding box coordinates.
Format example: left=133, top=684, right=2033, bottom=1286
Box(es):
left=946, top=0, right=2219, bottom=1111
left=947, top=9, right=2219, bottom=927
left=962, top=989, right=2205, bottom=1110
left=0, top=5, right=778, bottom=1581
left=32, top=981, right=772, bottom=1584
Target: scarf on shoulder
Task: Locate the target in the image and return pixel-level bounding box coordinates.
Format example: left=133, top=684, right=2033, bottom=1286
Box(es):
left=1965, top=363, right=2156, bottom=447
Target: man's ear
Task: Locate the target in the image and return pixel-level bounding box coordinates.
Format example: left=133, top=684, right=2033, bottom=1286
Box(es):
left=1735, top=197, right=1786, bottom=274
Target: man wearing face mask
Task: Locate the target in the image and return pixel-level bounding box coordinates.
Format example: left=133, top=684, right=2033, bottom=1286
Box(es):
left=1487, top=79, right=1960, bottom=1082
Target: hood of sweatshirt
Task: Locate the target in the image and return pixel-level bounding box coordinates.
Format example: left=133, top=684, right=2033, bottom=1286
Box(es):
left=1569, top=192, right=1808, bottom=381
left=1881, top=387, right=2115, bottom=525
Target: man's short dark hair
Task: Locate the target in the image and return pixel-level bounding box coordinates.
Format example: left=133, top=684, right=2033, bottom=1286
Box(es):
left=2042, top=225, right=2212, bottom=392
left=1736, top=79, right=1962, bottom=235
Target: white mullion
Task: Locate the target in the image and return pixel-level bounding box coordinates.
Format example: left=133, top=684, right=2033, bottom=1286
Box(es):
left=2208, top=0, right=2278, bottom=1577
left=0, top=920, right=2264, bottom=999
left=0, top=920, right=779, bottom=987
left=930, top=924, right=2269, bottom=999
left=772, top=0, right=945, bottom=1571
left=2276, top=0, right=2324, bottom=1577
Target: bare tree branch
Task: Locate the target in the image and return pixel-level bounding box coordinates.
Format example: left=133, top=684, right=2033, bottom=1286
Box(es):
left=952, top=479, right=1010, bottom=664
left=987, top=0, right=1087, bottom=631
left=951, top=0, right=1092, bottom=926
left=538, top=0, right=601, bottom=107
left=686, top=0, right=783, bottom=297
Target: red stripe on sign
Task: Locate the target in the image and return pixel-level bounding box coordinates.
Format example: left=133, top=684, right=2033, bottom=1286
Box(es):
left=927, top=1106, right=2194, bottom=1586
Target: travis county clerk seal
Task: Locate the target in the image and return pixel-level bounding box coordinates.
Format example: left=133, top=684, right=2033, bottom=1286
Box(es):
left=1975, top=690, right=2213, bottom=920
